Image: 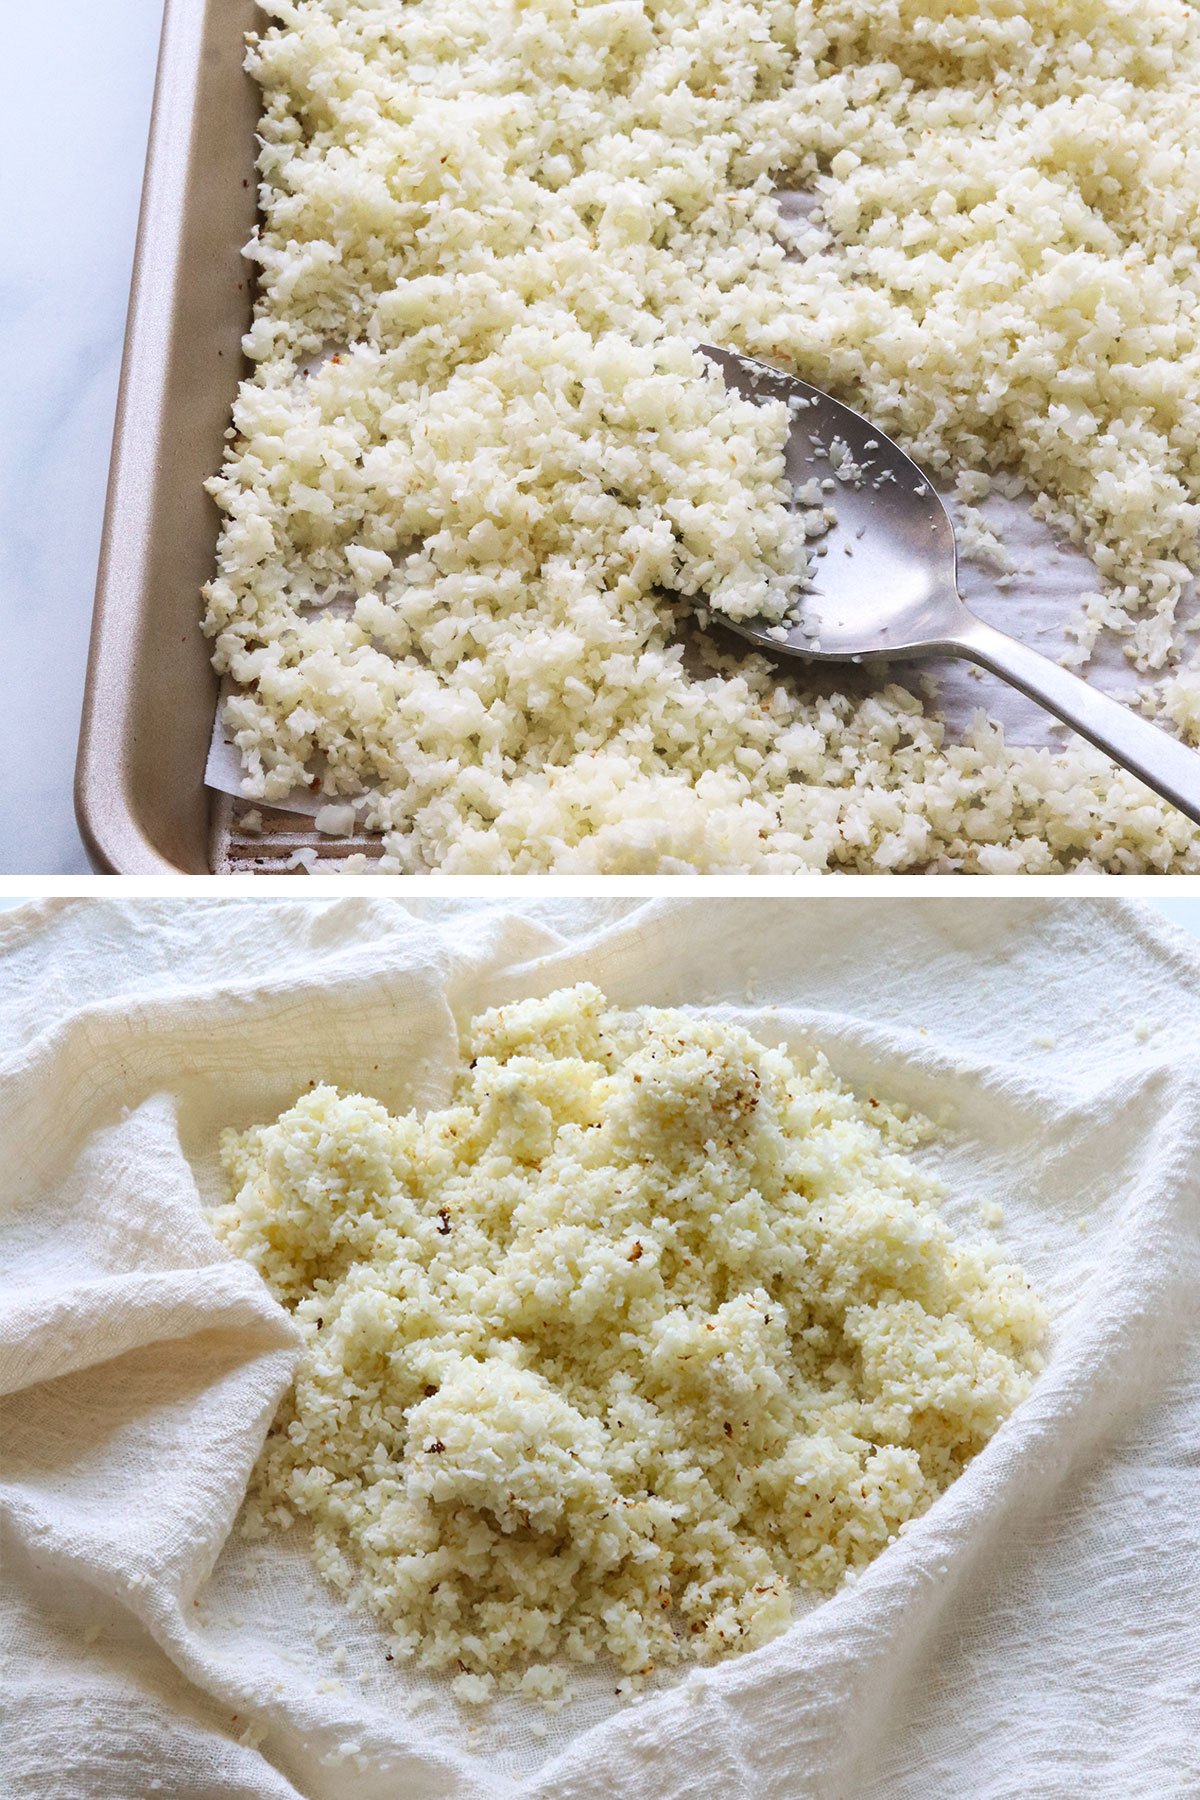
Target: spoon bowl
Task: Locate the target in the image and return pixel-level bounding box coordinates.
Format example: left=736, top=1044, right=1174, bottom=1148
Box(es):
left=699, top=343, right=1200, bottom=827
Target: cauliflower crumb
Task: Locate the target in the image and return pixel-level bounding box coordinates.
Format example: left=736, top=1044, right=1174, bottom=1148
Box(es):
left=202, top=0, right=1200, bottom=873
left=212, top=984, right=1045, bottom=1697
left=314, top=803, right=357, bottom=838
left=1161, top=672, right=1200, bottom=747
left=451, top=1673, right=496, bottom=1706
left=981, top=1202, right=1005, bottom=1229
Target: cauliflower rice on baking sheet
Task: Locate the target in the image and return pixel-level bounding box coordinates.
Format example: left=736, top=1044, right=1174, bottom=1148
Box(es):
left=210, top=984, right=1046, bottom=1703
left=204, top=0, right=1200, bottom=871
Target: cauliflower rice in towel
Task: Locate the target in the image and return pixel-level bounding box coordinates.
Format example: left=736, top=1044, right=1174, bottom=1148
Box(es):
left=211, top=985, right=1046, bottom=1700
left=202, top=0, right=1200, bottom=872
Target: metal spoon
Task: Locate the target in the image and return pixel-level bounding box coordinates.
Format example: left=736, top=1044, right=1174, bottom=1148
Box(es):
left=701, top=343, right=1200, bottom=827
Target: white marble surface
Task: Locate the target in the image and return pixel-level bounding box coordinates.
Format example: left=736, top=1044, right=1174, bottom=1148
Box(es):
left=1149, top=896, right=1200, bottom=938
left=0, top=1, right=164, bottom=874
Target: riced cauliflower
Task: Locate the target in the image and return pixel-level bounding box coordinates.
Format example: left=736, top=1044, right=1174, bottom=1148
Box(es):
left=211, top=984, right=1045, bottom=1696
left=203, top=0, right=1200, bottom=870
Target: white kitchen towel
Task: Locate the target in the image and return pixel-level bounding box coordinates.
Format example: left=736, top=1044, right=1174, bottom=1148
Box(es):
left=1, top=896, right=1197, bottom=1799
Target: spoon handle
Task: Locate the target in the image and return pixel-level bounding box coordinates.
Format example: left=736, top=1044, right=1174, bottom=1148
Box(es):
left=949, top=614, right=1200, bottom=828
